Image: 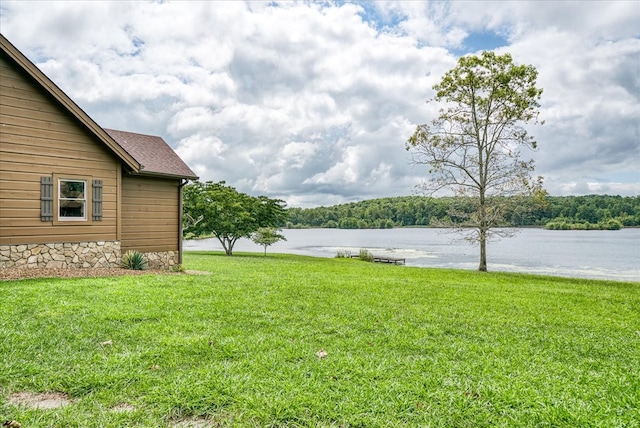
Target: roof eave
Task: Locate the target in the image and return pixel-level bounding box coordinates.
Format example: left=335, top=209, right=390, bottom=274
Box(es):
left=128, top=170, right=199, bottom=181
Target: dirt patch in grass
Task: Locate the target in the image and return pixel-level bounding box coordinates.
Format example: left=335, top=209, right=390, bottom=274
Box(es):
left=171, top=416, right=217, bottom=427
left=7, top=392, right=73, bottom=409
left=110, top=402, right=137, bottom=412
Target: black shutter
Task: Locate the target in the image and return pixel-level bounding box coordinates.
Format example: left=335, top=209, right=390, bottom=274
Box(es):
left=40, top=176, right=53, bottom=221
left=92, top=179, right=103, bottom=221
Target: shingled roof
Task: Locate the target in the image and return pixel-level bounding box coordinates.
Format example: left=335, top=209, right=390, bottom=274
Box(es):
left=105, top=129, right=198, bottom=180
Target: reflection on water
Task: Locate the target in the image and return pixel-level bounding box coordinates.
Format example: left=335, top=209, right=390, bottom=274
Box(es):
left=185, top=228, right=640, bottom=282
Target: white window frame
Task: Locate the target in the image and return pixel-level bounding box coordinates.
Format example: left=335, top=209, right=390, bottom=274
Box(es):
left=58, top=178, right=87, bottom=221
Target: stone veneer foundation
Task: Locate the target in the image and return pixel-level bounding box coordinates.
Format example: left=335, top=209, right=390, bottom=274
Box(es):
left=142, top=250, right=178, bottom=270
left=0, top=241, right=178, bottom=270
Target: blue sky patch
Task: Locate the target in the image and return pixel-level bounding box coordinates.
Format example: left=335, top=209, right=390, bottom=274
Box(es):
left=339, top=1, right=405, bottom=30
left=458, top=30, right=509, bottom=54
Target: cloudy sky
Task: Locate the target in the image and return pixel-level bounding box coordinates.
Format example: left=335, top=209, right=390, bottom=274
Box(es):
left=1, top=1, right=638, bottom=207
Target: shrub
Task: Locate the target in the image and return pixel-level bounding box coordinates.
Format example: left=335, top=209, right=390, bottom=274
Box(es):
left=359, top=249, right=374, bottom=262
left=335, top=250, right=352, bottom=258
left=601, top=219, right=623, bottom=230
left=545, top=221, right=570, bottom=230
left=171, top=264, right=186, bottom=273
left=546, top=219, right=623, bottom=231
left=338, top=217, right=359, bottom=229
left=120, top=250, right=148, bottom=270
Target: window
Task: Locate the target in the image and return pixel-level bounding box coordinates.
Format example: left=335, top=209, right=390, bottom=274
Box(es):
left=41, top=176, right=102, bottom=223
left=58, top=179, right=86, bottom=220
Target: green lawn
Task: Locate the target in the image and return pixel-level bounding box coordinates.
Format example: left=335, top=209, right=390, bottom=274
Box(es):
left=1, top=252, right=639, bottom=427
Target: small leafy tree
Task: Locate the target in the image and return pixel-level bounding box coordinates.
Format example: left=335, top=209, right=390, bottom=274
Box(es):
left=182, top=180, right=288, bottom=256
left=251, top=227, right=287, bottom=256
left=406, top=51, right=544, bottom=272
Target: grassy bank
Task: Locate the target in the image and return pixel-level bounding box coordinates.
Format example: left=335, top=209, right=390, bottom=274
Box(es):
left=1, top=252, right=639, bottom=427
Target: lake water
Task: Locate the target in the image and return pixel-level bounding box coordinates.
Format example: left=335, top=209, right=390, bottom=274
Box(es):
left=185, top=228, right=640, bottom=282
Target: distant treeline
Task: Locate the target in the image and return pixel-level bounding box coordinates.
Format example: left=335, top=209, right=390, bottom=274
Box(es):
left=286, top=195, right=640, bottom=229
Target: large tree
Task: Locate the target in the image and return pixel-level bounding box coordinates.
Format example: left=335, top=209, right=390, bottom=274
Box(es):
left=406, top=51, right=544, bottom=271
left=182, top=180, right=288, bottom=256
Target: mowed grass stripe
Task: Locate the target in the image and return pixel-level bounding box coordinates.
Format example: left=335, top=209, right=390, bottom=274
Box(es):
left=1, top=252, right=638, bottom=427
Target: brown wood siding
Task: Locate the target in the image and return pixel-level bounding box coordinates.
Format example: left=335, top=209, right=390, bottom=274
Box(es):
left=0, top=55, right=120, bottom=245
left=121, top=176, right=180, bottom=253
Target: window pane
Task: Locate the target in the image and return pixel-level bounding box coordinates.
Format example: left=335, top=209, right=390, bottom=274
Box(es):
left=60, top=180, right=85, bottom=198
left=59, top=179, right=86, bottom=219
left=60, top=200, right=85, bottom=217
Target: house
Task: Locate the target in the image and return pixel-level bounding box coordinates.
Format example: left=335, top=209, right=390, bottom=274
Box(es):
left=0, top=34, right=198, bottom=270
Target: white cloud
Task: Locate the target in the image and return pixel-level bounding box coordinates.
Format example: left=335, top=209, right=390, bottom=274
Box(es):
left=279, top=142, right=320, bottom=169
left=1, top=0, right=638, bottom=207
left=176, top=134, right=227, bottom=179
left=305, top=145, right=362, bottom=185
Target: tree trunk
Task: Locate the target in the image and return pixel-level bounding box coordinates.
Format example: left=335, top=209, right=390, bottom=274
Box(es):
left=478, top=231, right=487, bottom=272
left=478, top=189, right=488, bottom=272
left=218, top=237, right=233, bottom=256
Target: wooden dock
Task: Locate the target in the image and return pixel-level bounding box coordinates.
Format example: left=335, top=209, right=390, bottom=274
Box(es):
left=373, top=256, right=405, bottom=265
left=350, top=255, right=406, bottom=265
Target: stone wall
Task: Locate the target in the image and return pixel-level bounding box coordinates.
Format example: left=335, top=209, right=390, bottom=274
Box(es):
left=0, top=241, right=121, bottom=269
left=143, top=250, right=178, bottom=270
left=0, top=241, right=180, bottom=270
